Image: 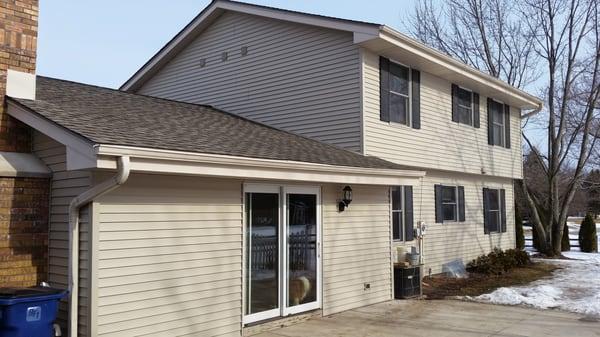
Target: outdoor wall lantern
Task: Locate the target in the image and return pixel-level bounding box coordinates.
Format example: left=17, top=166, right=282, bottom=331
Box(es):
left=338, top=185, right=353, bottom=212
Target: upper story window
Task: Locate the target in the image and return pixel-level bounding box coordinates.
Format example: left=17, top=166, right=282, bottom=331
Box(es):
left=380, top=57, right=421, bottom=129
left=487, top=98, right=511, bottom=149
left=389, top=62, right=410, bottom=125
left=483, top=188, right=507, bottom=234
left=392, top=186, right=414, bottom=241
left=434, top=184, right=466, bottom=223
left=451, top=84, right=480, bottom=127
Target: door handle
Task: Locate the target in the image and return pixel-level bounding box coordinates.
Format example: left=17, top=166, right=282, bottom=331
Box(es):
left=317, top=242, right=321, bottom=258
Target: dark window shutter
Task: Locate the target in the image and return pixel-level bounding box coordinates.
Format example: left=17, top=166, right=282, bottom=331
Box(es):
left=483, top=188, right=490, bottom=234
left=380, top=57, right=390, bottom=122
left=451, top=84, right=459, bottom=122
left=504, top=104, right=511, bottom=148
left=411, top=69, right=421, bottom=129
left=404, top=186, right=414, bottom=241
left=500, top=189, right=507, bottom=232
left=435, top=184, right=443, bottom=223
left=458, top=186, right=466, bottom=222
left=473, top=92, right=480, bottom=128
left=487, top=98, right=494, bottom=145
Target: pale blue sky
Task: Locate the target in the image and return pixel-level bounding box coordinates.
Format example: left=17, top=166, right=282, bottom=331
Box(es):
left=37, top=1, right=416, bottom=88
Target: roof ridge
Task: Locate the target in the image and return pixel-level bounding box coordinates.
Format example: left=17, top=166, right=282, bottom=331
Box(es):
left=36, top=76, right=384, bottom=163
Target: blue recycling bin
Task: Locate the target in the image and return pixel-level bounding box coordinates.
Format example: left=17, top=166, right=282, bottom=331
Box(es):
left=0, top=287, right=68, bottom=337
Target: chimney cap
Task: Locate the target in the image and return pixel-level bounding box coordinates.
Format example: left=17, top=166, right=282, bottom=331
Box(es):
left=6, top=69, right=36, bottom=100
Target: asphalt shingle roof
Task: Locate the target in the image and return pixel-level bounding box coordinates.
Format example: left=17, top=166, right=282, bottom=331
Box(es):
left=10, top=76, right=407, bottom=170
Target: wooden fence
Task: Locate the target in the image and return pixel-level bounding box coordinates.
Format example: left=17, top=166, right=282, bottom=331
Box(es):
left=250, top=230, right=316, bottom=271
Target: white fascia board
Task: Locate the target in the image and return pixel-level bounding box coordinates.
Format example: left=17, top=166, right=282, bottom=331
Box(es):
left=216, top=0, right=379, bottom=34
left=95, top=144, right=425, bottom=186
left=374, top=27, right=543, bottom=110
left=6, top=101, right=98, bottom=170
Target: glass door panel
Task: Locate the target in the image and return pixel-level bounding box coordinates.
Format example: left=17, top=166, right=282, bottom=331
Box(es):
left=285, top=192, right=319, bottom=314
left=245, top=192, right=280, bottom=321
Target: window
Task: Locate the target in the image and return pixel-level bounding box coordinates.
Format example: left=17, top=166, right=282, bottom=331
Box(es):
left=389, top=62, right=410, bottom=125
left=483, top=188, right=507, bottom=234
left=380, top=57, right=421, bottom=129
left=452, top=84, right=480, bottom=127
left=487, top=189, right=501, bottom=231
left=392, top=186, right=404, bottom=241
left=457, top=87, right=473, bottom=125
left=392, top=186, right=414, bottom=241
left=435, top=185, right=466, bottom=223
left=489, top=99, right=506, bottom=147
left=441, top=186, right=457, bottom=222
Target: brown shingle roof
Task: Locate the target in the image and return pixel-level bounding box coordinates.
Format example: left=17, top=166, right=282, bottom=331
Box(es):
left=10, top=76, right=406, bottom=170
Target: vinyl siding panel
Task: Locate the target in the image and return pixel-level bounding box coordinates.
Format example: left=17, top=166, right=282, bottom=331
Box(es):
left=32, top=132, right=92, bottom=337
left=361, top=48, right=523, bottom=178
left=95, top=174, right=243, bottom=337
left=394, top=171, right=516, bottom=275
left=322, top=184, right=392, bottom=315
left=137, top=11, right=362, bottom=152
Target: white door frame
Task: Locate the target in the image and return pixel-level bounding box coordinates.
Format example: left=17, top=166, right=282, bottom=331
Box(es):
left=242, top=184, right=322, bottom=324
left=282, top=185, right=321, bottom=316
left=243, top=184, right=282, bottom=325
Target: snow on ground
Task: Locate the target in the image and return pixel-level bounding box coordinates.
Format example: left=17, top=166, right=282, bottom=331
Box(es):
left=468, top=221, right=600, bottom=316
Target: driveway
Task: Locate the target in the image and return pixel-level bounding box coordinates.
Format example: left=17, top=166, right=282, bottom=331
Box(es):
left=253, top=300, right=600, bottom=337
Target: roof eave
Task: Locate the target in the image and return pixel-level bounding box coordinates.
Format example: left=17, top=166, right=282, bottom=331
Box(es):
left=368, top=26, right=543, bottom=110
left=95, top=144, right=426, bottom=186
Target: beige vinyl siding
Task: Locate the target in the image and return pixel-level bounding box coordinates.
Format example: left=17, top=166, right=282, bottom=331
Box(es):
left=94, top=174, right=242, bottom=337
left=32, top=131, right=92, bottom=337
left=137, top=11, right=363, bottom=152
left=321, top=184, right=392, bottom=315
left=394, top=171, right=515, bottom=275
left=361, top=48, right=523, bottom=179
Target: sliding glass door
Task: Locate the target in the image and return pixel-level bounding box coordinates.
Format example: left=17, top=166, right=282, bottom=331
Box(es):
left=244, top=185, right=321, bottom=324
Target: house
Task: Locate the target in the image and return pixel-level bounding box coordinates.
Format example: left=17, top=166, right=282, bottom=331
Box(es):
left=121, top=1, right=542, bottom=276
left=0, top=1, right=543, bottom=337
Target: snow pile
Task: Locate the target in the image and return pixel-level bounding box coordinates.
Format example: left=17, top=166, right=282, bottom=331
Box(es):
left=467, top=251, right=600, bottom=316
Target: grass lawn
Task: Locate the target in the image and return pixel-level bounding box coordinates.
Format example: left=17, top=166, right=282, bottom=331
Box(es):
left=422, top=262, right=560, bottom=299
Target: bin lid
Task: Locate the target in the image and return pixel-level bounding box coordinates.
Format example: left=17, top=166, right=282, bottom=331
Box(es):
left=0, top=287, right=65, bottom=299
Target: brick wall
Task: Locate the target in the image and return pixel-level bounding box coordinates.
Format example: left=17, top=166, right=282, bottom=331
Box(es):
left=0, top=0, right=49, bottom=287
left=0, top=177, right=48, bottom=286
left=0, top=0, right=38, bottom=152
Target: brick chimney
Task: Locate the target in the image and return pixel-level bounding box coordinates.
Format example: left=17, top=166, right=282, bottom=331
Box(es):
left=0, top=0, right=50, bottom=287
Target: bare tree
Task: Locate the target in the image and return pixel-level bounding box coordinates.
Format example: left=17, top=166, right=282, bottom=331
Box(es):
left=520, top=0, right=600, bottom=256
left=410, top=0, right=600, bottom=256
left=409, top=0, right=539, bottom=88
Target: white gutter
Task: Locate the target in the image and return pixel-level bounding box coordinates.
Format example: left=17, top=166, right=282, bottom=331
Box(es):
left=521, top=102, right=544, bottom=119
left=68, top=156, right=130, bottom=337
left=94, top=144, right=426, bottom=186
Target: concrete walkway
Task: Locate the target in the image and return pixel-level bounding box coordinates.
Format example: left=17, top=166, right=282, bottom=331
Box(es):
left=253, top=300, right=600, bottom=337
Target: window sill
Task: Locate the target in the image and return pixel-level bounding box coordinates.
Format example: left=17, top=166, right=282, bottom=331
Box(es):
left=393, top=239, right=416, bottom=244
left=382, top=120, right=413, bottom=129
left=454, top=121, right=476, bottom=128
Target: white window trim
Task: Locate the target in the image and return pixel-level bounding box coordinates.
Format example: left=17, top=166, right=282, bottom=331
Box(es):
left=387, top=59, right=412, bottom=127
left=456, top=86, right=474, bottom=126
left=440, top=185, right=459, bottom=223
left=391, top=186, right=405, bottom=242
left=486, top=188, right=503, bottom=233
left=490, top=99, right=506, bottom=147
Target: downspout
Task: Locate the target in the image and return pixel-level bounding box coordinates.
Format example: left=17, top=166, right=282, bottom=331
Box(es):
left=68, top=156, right=131, bottom=337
